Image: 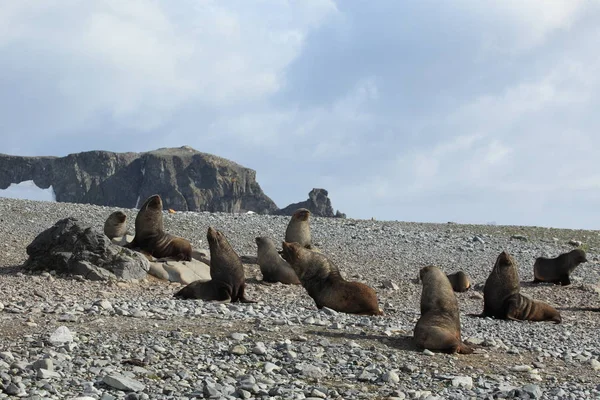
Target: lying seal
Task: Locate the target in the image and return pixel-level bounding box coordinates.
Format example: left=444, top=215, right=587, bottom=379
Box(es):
left=125, top=194, right=192, bottom=261
left=414, top=266, right=473, bottom=354
left=174, top=227, right=255, bottom=303
left=103, top=211, right=128, bottom=239
left=285, top=208, right=313, bottom=249
left=533, top=248, right=588, bottom=286
left=446, top=271, right=471, bottom=292
left=255, top=236, right=301, bottom=284
left=281, top=241, right=382, bottom=315
left=474, top=251, right=561, bottom=323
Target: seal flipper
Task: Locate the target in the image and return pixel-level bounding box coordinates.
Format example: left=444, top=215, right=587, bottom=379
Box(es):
left=237, top=285, right=257, bottom=304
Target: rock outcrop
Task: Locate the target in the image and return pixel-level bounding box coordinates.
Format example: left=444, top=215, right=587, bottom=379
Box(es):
left=24, top=218, right=149, bottom=281
left=274, top=188, right=346, bottom=218
left=0, top=146, right=278, bottom=214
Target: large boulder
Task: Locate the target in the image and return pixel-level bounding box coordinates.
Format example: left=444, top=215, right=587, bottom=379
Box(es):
left=24, top=218, right=149, bottom=281
left=274, top=188, right=346, bottom=218
left=0, top=146, right=278, bottom=214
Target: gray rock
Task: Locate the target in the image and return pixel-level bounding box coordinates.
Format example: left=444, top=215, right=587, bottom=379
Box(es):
left=451, top=376, right=473, bottom=389
left=522, top=384, right=543, bottom=398
left=103, top=374, right=145, bottom=392
left=24, top=218, right=149, bottom=281
left=49, top=326, right=73, bottom=345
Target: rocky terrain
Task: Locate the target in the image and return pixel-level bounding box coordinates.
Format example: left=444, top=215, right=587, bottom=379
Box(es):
left=0, top=196, right=599, bottom=399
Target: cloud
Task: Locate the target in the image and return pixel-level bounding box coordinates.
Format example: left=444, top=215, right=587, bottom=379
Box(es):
left=2, top=1, right=600, bottom=229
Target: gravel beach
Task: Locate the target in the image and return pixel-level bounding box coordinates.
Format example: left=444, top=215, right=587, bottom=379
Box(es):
left=1, top=196, right=599, bottom=400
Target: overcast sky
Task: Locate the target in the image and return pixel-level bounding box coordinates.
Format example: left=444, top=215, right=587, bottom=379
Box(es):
left=1, top=1, right=600, bottom=229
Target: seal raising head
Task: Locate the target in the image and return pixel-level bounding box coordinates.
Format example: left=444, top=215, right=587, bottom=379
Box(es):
left=255, top=236, right=301, bottom=285
left=285, top=208, right=313, bottom=249
left=125, top=194, right=192, bottom=261
left=476, top=251, right=561, bottom=324
left=281, top=241, right=382, bottom=316
left=413, top=266, right=473, bottom=354
left=174, top=227, right=255, bottom=303
left=103, top=211, right=128, bottom=239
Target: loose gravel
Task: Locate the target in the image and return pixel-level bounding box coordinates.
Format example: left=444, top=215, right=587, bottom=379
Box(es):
left=1, top=197, right=600, bottom=399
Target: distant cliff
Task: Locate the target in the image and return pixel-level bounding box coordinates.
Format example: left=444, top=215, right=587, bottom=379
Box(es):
left=0, top=146, right=278, bottom=214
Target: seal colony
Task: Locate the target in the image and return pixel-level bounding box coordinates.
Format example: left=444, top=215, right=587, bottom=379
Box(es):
left=99, top=194, right=583, bottom=355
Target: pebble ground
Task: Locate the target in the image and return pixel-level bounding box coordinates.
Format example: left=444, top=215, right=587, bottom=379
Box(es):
left=1, top=197, right=599, bottom=399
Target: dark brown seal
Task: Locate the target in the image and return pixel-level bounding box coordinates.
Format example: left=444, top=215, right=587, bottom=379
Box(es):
left=281, top=241, right=382, bottom=315
left=285, top=208, right=313, bottom=249
left=533, top=248, right=588, bottom=286
left=103, top=211, right=128, bottom=239
left=255, top=236, right=301, bottom=284
left=414, top=266, right=473, bottom=354
left=174, top=227, right=255, bottom=303
left=125, top=194, right=192, bottom=261
left=446, top=271, right=471, bottom=292
left=475, top=251, right=561, bottom=323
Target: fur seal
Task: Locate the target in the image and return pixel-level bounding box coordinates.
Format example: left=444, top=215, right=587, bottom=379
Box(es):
left=103, top=211, right=128, bottom=239
left=533, top=248, right=588, bottom=286
left=475, top=251, right=561, bottom=323
left=414, top=266, right=473, bottom=354
left=446, top=271, right=471, bottom=292
left=285, top=208, right=313, bottom=249
left=281, top=241, right=382, bottom=315
left=255, top=236, right=301, bottom=284
left=125, top=194, right=192, bottom=261
left=174, top=227, right=255, bottom=303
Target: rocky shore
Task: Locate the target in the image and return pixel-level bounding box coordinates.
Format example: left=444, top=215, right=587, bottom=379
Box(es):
left=0, top=197, right=599, bottom=399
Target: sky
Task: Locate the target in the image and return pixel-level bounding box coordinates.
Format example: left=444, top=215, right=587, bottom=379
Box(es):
left=1, top=0, right=600, bottom=229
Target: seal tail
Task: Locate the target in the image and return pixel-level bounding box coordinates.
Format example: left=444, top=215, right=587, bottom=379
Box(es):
left=456, top=342, right=474, bottom=355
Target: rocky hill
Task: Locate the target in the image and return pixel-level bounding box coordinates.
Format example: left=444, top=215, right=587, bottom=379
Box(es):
left=0, top=146, right=278, bottom=214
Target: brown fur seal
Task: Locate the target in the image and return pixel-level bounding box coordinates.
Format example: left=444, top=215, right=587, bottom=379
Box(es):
left=285, top=208, right=313, bottom=249
left=174, top=227, right=255, bottom=303
left=533, top=248, right=588, bottom=286
left=103, top=211, right=128, bottom=239
left=414, top=266, right=473, bottom=354
left=281, top=241, right=382, bottom=315
left=125, top=194, right=192, bottom=261
left=255, top=236, right=301, bottom=284
left=446, top=271, right=471, bottom=292
left=475, top=251, right=561, bottom=323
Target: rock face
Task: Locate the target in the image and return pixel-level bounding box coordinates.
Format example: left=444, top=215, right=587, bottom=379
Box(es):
left=24, top=218, right=149, bottom=281
left=0, top=146, right=278, bottom=214
left=275, top=188, right=346, bottom=218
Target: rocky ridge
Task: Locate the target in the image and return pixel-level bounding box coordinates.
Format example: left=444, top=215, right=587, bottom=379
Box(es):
left=0, top=197, right=599, bottom=399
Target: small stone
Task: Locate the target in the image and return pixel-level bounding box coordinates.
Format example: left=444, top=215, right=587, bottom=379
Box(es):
left=252, top=342, right=267, bottom=355
left=423, top=349, right=435, bottom=356
left=229, top=345, right=248, bottom=355
left=230, top=332, right=245, bottom=341
left=37, top=368, right=61, bottom=379
left=451, top=376, right=473, bottom=389
left=381, top=370, right=400, bottom=384
left=472, top=236, right=485, bottom=244
left=522, top=384, right=543, bottom=398
left=511, top=234, right=528, bottom=241
left=511, top=365, right=532, bottom=372
left=311, top=388, right=327, bottom=398
left=103, top=374, right=145, bottom=392
left=589, top=358, right=600, bottom=370
left=568, top=239, right=582, bottom=247
left=382, top=280, right=399, bottom=290
left=465, top=337, right=484, bottom=345
left=49, top=326, right=73, bottom=345
left=320, top=307, right=338, bottom=316
left=264, top=362, right=280, bottom=373
left=469, top=292, right=483, bottom=300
